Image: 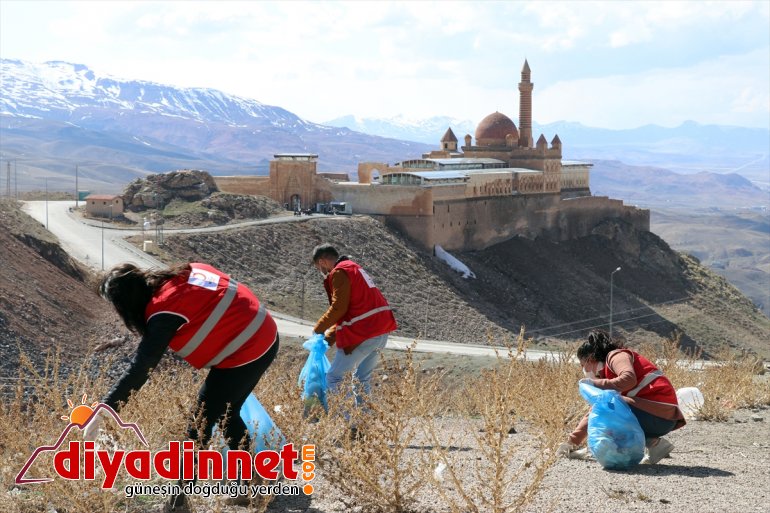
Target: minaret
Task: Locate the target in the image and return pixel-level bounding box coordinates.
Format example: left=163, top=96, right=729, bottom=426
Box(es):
left=518, top=59, right=534, bottom=148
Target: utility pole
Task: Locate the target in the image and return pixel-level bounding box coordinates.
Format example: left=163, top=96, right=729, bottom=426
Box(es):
left=14, top=160, right=18, bottom=200
left=5, top=161, right=10, bottom=198
left=75, top=165, right=79, bottom=208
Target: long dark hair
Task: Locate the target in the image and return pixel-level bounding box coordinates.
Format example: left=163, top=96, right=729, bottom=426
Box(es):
left=97, top=263, right=190, bottom=336
left=576, top=329, right=623, bottom=363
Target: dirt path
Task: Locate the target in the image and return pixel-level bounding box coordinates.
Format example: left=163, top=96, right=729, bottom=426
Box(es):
left=262, top=406, right=770, bottom=513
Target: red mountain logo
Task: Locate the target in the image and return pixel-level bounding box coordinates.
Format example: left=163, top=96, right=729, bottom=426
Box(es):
left=15, top=402, right=147, bottom=485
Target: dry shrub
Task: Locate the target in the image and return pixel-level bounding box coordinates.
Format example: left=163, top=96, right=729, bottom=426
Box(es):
left=697, top=349, right=770, bottom=421
left=423, top=332, right=583, bottom=513
left=0, top=349, right=132, bottom=513
left=635, top=335, right=770, bottom=421
left=3, top=334, right=769, bottom=513
left=636, top=333, right=702, bottom=389
left=309, top=347, right=441, bottom=513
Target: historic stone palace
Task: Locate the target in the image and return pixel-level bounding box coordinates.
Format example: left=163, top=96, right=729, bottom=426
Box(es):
left=217, top=61, right=648, bottom=252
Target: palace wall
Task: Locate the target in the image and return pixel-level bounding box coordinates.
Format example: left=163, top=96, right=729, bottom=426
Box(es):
left=386, top=194, right=649, bottom=252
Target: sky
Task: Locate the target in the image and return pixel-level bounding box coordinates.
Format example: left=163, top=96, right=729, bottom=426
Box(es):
left=1, top=0, right=769, bottom=130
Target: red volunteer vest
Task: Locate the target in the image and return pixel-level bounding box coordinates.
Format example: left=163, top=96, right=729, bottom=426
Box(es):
left=604, top=349, right=679, bottom=406
left=145, top=263, right=277, bottom=369
left=323, top=259, right=397, bottom=350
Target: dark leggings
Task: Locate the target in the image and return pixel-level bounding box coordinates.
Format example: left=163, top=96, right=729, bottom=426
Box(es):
left=630, top=405, right=677, bottom=439
left=187, top=336, right=279, bottom=450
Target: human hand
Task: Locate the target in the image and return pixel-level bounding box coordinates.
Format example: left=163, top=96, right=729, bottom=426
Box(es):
left=578, top=378, right=593, bottom=386
left=83, top=412, right=104, bottom=441
left=557, top=442, right=577, bottom=458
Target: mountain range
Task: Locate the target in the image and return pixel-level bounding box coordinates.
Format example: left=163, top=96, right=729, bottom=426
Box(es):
left=1, top=58, right=768, bottom=202
left=0, top=59, right=431, bottom=192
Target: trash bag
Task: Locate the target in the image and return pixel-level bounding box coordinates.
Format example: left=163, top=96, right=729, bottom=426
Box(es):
left=241, top=392, right=285, bottom=452
left=211, top=392, right=284, bottom=453
left=676, top=387, right=704, bottom=420
left=579, top=381, right=645, bottom=469
left=298, top=333, right=331, bottom=413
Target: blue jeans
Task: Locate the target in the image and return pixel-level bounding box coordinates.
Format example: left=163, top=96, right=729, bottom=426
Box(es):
left=630, top=405, right=678, bottom=440
left=326, top=334, right=388, bottom=407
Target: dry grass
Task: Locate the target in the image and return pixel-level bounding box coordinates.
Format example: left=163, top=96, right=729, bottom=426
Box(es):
left=418, top=334, right=583, bottom=513
left=637, top=336, right=770, bottom=421
left=2, top=334, right=769, bottom=513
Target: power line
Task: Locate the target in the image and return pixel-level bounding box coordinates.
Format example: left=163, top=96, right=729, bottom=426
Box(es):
left=524, top=295, right=694, bottom=336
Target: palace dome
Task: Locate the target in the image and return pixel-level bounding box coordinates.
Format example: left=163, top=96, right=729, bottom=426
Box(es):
left=475, top=112, right=518, bottom=146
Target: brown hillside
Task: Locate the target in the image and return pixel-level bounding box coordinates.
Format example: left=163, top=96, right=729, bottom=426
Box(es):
left=0, top=200, right=121, bottom=377
left=146, top=215, right=770, bottom=359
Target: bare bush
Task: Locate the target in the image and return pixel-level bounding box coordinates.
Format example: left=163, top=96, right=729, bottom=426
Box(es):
left=309, top=347, right=441, bottom=513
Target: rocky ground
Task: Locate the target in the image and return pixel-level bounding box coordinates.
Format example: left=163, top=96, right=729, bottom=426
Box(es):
left=263, top=405, right=770, bottom=513
left=0, top=200, right=122, bottom=382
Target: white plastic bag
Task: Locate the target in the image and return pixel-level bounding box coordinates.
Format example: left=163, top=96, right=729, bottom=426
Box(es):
left=676, top=387, right=704, bottom=420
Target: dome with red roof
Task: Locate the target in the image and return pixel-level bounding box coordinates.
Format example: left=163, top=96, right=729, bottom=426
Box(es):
left=474, top=112, right=518, bottom=146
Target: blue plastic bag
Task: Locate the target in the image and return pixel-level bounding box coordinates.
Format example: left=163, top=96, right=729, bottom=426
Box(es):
left=298, top=333, right=331, bottom=412
left=240, top=392, right=285, bottom=452
left=579, top=381, right=645, bottom=469
left=212, top=392, right=285, bottom=453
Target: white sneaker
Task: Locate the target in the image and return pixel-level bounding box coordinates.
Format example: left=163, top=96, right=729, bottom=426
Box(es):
left=642, top=438, right=674, bottom=464
left=568, top=447, right=594, bottom=461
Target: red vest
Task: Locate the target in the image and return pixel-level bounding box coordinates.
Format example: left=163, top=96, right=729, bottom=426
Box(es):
left=324, top=259, right=397, bottom=350
left=604, top=349, right=679, bottom=406
left=145, top=263, right=277, bottom=369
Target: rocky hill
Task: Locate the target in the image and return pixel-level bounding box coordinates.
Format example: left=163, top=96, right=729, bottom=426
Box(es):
left=120, top=169, right=284, bottom=227
left=2, top=198, right=768, bottom=382
left=145, top=215, right=770, bottom=359
left=0, top=200, right=122, bottom=377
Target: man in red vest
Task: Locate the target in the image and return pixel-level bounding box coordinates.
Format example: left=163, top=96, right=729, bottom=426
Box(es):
left=312, top=243, right=398, bottom=409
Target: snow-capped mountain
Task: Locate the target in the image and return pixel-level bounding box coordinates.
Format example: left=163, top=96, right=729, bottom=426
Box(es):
left=1, top=59, right=766, bottom=193
left=0, top=58, right=432, bottom=191
left=1, top=59, right=310, bottom=129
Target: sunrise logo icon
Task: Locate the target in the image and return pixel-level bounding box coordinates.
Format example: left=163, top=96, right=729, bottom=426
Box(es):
left=60, top=393, right=98, bottom=427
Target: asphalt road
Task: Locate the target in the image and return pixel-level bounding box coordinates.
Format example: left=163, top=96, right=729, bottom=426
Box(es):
left=20, top=201, right=561, bottom=362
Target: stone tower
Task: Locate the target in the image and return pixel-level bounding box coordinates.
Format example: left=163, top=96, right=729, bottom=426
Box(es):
left=518, top=59, right=534, bottom=148
left=440, top=127, right=458, bottom=151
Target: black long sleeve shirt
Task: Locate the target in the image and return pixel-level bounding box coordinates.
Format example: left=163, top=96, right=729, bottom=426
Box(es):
left=103, top=313, right=186, bottom=411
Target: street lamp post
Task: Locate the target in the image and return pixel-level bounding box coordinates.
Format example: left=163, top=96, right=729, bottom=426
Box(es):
left=609, top=266, right=622, bottom=337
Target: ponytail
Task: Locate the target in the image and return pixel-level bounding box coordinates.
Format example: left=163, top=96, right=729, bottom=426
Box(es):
left=576, top=329, right=622, bottom=363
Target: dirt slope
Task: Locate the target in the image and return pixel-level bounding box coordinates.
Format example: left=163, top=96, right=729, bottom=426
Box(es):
left=0, top=200, right=121, bottom=377
left=147, top=215, right=770, bottom=358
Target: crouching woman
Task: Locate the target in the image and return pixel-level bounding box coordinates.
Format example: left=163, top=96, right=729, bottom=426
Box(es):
left=564, top=330, right=686, bottom=464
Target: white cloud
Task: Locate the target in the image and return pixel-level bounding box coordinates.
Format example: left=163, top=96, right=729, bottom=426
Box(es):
left=1, top=0, right=768, bottom=128
left=535, top=48, right=770, bottom=128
